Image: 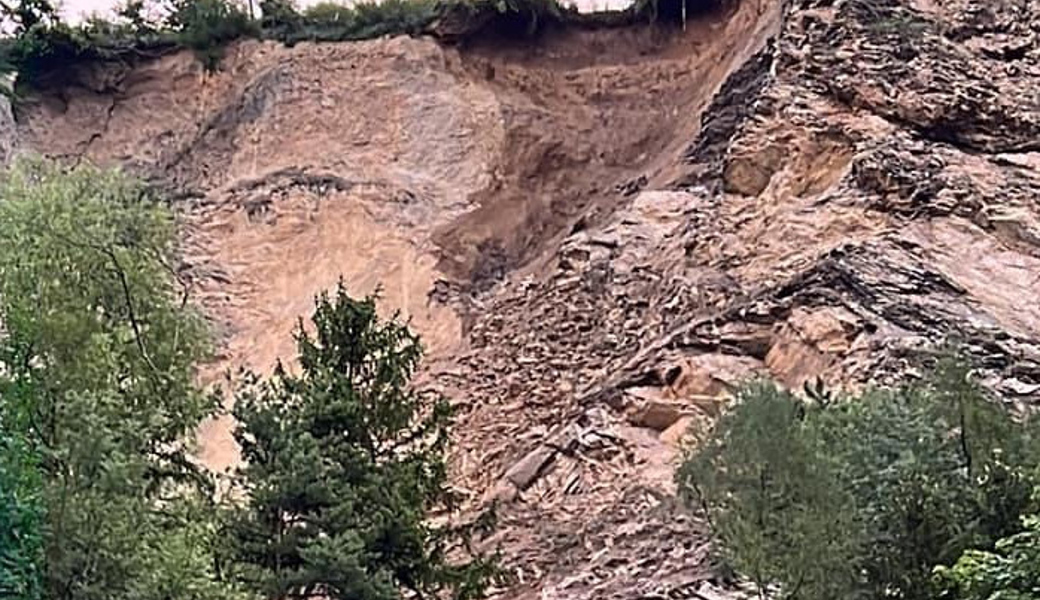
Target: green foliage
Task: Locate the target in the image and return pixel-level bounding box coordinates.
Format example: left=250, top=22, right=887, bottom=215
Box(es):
left=272, top=0, right=571, bottom=45
left=679, top=359, right=1039, bottom=600
left=115, top=0, right=159, bottom=34
left=0, top=13, right=168, bottom=92
left=936, top=512, right=1040, bottom=600
left=166, top=0, right=258, bottom=70
left=0, top=158, right=240, bottom=600
left=0, top=0, right=641, bottom=84
left=678, top=383, right=858, bottom=599
left=0, top=158, right=492, bottom=600
left=268, top=0, right=437, bottom=45
left=0, top=300, right=44, bottom=600
left=122, top=501, right=249, bottom=600
left=0, top=23, right=87, bottom=91
left=0, top=0, right=63, bottom=88
left=303, top=1, right=356, bottom=22
left=0, top=0, right=254, bottom=83
left=258, top=0, right=300, bottom=34
left=0, top=411, right=43, bottom=600
left=0, top=158, right=213, bottom=447
left=228, top=282, right=494, bottom=600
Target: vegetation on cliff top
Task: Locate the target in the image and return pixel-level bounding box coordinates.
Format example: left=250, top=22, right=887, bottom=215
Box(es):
left=0, top=0, right=704, bottom=90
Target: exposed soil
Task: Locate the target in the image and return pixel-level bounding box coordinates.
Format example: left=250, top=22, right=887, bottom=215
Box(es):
left=12, top=0, right=1040, bottom=596
left=16, top=0, right=777, bottom=472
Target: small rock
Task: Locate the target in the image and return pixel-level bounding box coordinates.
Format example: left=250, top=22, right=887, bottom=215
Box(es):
left=659, top=416, right=695, bottom=447
left=484, top=480, right=518, bottom=504
left=628, top=400, right=689, bottom=432
left=503, top=444, right=557, bottom=490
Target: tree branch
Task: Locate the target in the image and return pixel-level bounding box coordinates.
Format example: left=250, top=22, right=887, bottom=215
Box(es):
left=41, top=224, right=162, bottom=377
left=103, top=245, right=161, bottom=377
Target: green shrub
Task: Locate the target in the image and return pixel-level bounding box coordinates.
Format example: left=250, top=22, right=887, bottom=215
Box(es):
left=349, top=0, right=438, bottom=36
left=269, top=0, right=437, bottom=44
left=0, top=416, right=43, bottom=600
left=679, top=359, right=1039, bottom=600
left=936, top=511, right=1040, bottom=600
left=166, top=0, right=258, bottom=69
left=0, top=23, right=88, bottom=88
left=259, top=0, right=300, bottom=32
left=115, top=0, right=164, bottom=34
left=678, top=383, right=859, bottom=599
left=0, top=14, right=166, bottom=92
left=0, top=0, right=602, bottom=85
left=302, top=0, right=355, bottom=22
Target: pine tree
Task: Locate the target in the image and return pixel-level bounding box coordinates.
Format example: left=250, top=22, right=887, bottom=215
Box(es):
left=229, top=283, right=493, bottom=600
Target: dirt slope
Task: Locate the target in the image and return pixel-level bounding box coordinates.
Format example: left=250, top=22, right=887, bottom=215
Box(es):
left=12, top=0, right=1040, bottom=597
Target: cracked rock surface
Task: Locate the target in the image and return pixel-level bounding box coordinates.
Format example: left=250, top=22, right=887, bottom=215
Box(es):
left=13, top=0, right=1040, bottom=597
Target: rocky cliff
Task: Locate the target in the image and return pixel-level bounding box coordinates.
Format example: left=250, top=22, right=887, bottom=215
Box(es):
left=13, top=0, right=1040, bottom=597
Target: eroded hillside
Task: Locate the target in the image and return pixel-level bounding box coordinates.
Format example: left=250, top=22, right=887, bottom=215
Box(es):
left=11, top=0, right=1040, bottom=597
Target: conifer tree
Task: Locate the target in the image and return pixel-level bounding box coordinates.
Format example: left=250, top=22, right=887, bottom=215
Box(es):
left=229, top=283, right=493, bottom=600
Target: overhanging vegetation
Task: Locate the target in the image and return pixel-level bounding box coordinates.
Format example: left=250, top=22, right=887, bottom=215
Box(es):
left=0, top=0, right=723, bottom=92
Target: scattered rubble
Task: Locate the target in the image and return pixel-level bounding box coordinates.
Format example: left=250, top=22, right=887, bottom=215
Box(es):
left=13, top=0, right=1040, bottom=596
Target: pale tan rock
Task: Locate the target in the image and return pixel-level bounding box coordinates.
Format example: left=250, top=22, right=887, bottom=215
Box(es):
left=19, top=0, right=1040, bottom=597
left=628, top=400, right=690, bottom=432
left=659, top=416, right=696, bottom=448
left=504, top=445, right=557, bottom=490
left=723, top=144, right=785, bottom=196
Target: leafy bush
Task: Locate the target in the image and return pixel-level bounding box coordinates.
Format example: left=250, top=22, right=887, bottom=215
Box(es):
left=0, top=10, right=168, bottom=92
left=302, top=0, right=356, bottom=22
left=678, top=382, right=859, bottom=599
left=266, top=0, right=438, bottom=44
left=679, top=359, right=1039, bottom=600
left=227, top=283, right=495, bottom=600
left=0, top=0, right=635, bottom=85
left=116, top=0, right=161, bottom=34
left=258, top=0, right=300, bottom=34
left=1, top=288, right=44, bottom=600
left=0, top=416, right=43, bottom=600
left=166, top=0, right=258, bottom=69
left=0, top=0, right=255, bottom=82
left=936, top=511, right=1040, bottom=600
left=0, top=158, right=240, bottom=600
left=0, top=23, right=89, bottom=90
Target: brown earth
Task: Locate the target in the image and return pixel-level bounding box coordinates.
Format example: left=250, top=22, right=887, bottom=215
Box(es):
left=12, top=0, right=1040, bottom=597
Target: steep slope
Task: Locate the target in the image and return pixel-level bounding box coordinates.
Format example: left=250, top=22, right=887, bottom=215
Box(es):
left=15, top=0, right=778, bottom=473
left=445, top=0, right=1040, bottom=596
left=11, top=0, right=1040, bottom=598
left=448, top=1, right=1040, bottom=596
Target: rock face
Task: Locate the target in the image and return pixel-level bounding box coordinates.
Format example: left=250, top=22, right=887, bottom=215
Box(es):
left=14, top=0, right=1040, bottom=597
